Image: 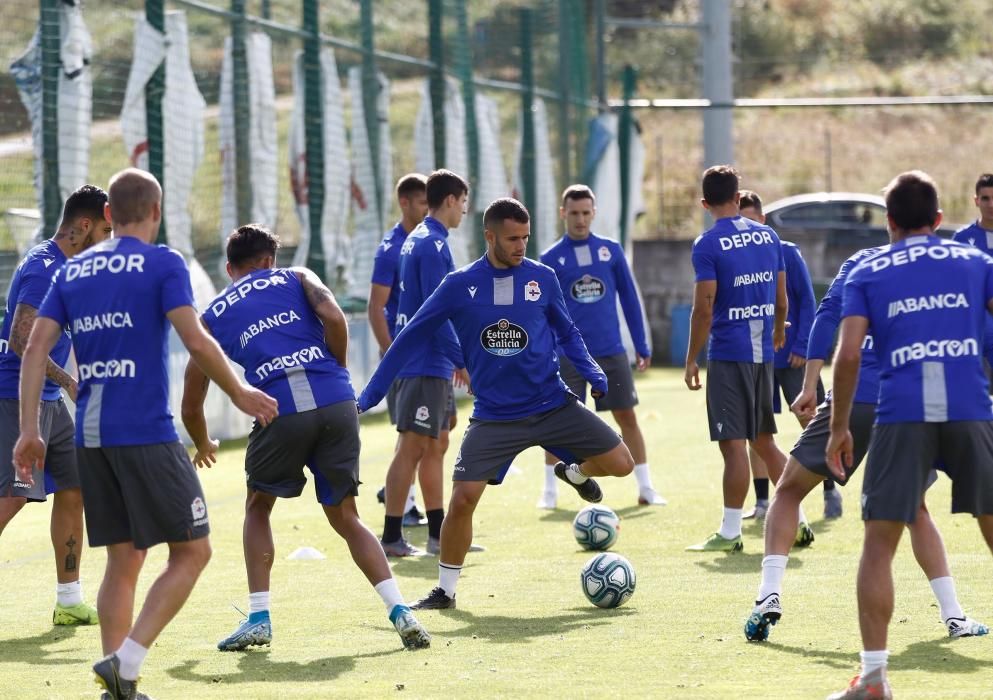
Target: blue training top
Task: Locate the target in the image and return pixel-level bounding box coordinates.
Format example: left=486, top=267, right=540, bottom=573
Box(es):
left=952, top=221, right=993, bottom=366
left=370, top=222, right=410, bottom=340
left=774, top=240, right=816, bottom=369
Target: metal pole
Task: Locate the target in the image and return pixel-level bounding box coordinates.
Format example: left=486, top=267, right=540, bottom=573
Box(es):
left=453, top=0, right=481, bottom=257
left=146, top=0, right=167, bottom=243
left=260, top=0, right=270, bottom=20
left=701, top=0, right=733, bottom=168
left=302, top=0, right=325, bottom=277
left=428, top=0, right=446, bottom=167
left=520, top=8, right=537, bottom=259
left=557, top=0, right=572, bottom=185
left=594, top=0, right=607, bottom=113
left=231, top=0, right=253, bottom=227
left=39, top=0, right=60, bottom=235
left=360, top=0, right=381, bottom=223
left=825, top=128, right=833, bottom=191
left=618, top=65, right=636, bottom=248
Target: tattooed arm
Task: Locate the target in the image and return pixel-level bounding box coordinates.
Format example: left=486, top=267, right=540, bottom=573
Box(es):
left=685, top=280, right=716, bottom=390
left=8, top=303, right=77, bottom=402
left=293, top=267, right=348, bottom=368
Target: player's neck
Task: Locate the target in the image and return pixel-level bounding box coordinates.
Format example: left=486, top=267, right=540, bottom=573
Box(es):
left=113, top=225, right=157, bottom=244
left=486, top=249, right=511, bottom=270
left=565, top=230, right=590, bottom=242
left=890, top=226, right=934, bottom=243
left=979, top=217, right=993, bottom=232
left=427, top=208, right=456, bottom=230
left=707, top=203, right=739, bottom=220
left=400, top=217, right=421, bottom=234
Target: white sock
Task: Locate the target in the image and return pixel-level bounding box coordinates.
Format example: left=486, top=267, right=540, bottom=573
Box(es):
left=718, top=507, right=743, bottom=539
left=406, top=486, right=417, bottom=511
left=859, top=649, right=889, bottom=677
left=564, top=463, right=588, bottom=485
left=374, top=578, right=405, bottom=614
left=929, top=576, right=964, bottom=622
left=798, top=504, right=808, bottom=525
left=56, top=580, right=83, bottom=607
left=543, top=463, right=558, bottom=494
left=633, top=463, right=654, bottom=491
left=438, top=562, right=462, bottom=598
left=116, top=637, right=148, bottom=681
left=757, top=554, right=788, bottom=601
left=249, top=591, right=270, bottom=614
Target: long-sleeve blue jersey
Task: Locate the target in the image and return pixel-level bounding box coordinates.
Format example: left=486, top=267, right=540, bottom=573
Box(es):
left=540, top=233, right=650, bottom=358
left=952, top=221, right=993, bottom=366
left=359, top=255, right=606, bottom=421
left=774, top=240, right=816, bottom=368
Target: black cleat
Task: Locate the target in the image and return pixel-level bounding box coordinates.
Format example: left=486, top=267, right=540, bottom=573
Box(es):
left=403, top=505, right=428, bottom=527
left=93, top=654, right=142, bottom=700
left=376, top=486, right=386, bottom=504
left=410, top=586, right=456, bottom=610
left=553, top=461, right=603, bottom=503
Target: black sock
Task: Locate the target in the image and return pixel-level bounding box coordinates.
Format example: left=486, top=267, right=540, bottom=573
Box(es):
left=823, top=479, right=836, bottom=492
left=753, top=478, right=770, bottom=502
left=427, top=508, right=444, bottom=540
left=382, top=515, right=403, bottom=544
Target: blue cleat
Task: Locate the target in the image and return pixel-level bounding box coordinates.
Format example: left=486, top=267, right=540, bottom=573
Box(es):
left=390, top=605, right=431, bottom=650
left=744, top=594, right=782, bottom=642
left=217, top=612, right=272, bottom=651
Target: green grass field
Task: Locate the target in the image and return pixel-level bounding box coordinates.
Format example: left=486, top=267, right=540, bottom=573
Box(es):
left=2, top=368, right=991, bottom=698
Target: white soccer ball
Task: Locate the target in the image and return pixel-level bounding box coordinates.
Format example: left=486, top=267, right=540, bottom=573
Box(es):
left=580, top=552, right=636, bottom=608
left=572, top=505, right=620, bottom=550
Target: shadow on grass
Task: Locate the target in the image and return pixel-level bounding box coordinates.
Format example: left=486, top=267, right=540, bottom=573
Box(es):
left=166, top=648, right=400, bottom=684
left=431, top=606, right=635, bottom=643
left=538, top=505, right=656, bottom=524
left=388, top=555, right=452, bottom=580
left=693, top=552, right=805, bottom=574
left=0, top=625, right=88, bottom=666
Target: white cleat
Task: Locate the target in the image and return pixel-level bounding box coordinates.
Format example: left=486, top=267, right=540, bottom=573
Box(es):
left=536, top=491, right=557, bottom=509
left=638, top=488, right=668, bottom=506
left=947, top=616, right=989, bottom=638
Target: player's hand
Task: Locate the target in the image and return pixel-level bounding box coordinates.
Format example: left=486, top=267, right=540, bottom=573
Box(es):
left=788, top=353, right=806, bottom=369
left=12, top=432, right=46, bottom=486
left=790, top=388, right=818, bottom=421
left=773, top=327, right=787, bottom=352
left=825, top=428, right=853, bottom=481
left=684, top=361, right=701, bottom=390
left=234, top=386, right=278, bottom=427
left=192, top=438, right=219, bottom=468
left=356, top=400, right=365, bottom=415
left=635, top=355, right=651, bottom=372
left=453, top=368, right=472, bottom=394
left=591, top=379, right=608, bottom=399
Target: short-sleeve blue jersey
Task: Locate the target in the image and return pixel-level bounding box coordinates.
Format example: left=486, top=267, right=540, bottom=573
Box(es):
left=202, top=268, right=354, bottom=415
left=842, top=235, right=993, bottom=423
left=540, top=232, right=650, bottom=358
left=691, top=215, right=786, bottom=363
left=38, top=236, right=194, bottom=447
left=806, top=246, right=883, bottom=405
left=370, top=222, right=409, bottom=339
left=775, top=241, right=815, bottom=369
left=0, top=240, right=70, bottom=401
left=359, top=256, right=605, bottom=421
left=395, top=216, right=463, bottom=378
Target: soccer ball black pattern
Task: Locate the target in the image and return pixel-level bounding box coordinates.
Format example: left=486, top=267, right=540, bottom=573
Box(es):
left=580, top=552, right=636, bottom=608
left=572, top=505, right=620, bottom=550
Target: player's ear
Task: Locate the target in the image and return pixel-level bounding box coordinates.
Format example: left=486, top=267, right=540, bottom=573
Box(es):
left=700, top=198, right=710, bottom=211
left=932, top=210, right=943, bottom=231
left=103, top=202, right=112, bottom=225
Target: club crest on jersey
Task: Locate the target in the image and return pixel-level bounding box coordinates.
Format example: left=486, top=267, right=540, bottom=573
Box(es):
left=481, top=318, right=528, bottom=356
left=525, top=280, right=541, bottom=301
left=597, top=245, right=611, bottom=262
left=570, top=274, right=605, bottom=303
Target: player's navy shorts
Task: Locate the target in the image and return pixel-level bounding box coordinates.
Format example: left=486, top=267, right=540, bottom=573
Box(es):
left=772, top=366, right=825, bottom=414
left=790, top=400, right=876, bottom=484
left=453, top=397, right=622, bottom=485
left=246, top=400, right=360, bottom=506
left=78, top=441, right=209, bottom=549
left=864, top=421, right=993, bottom=523
left=559, top=352, right=638, bottom=411
left=0, top=398, right=77, bottom=502
left=705, top=360, right=777, bottom=441
left=386, top=379, right=400, bottom=425
left=394, top=376, right=456, bottom=438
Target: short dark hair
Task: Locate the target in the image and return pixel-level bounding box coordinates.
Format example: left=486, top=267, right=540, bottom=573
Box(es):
left=483, top=197, right=530, bottom=229
left=107, top=168, right=161, bottom=227
left=396, top=173, right=427, bottom=200
left=738, top=189, right=762, bottom=214
left=60, top=184, right=108, bottom=227
left=226, top=224, right=280, bottom=267
left=976, top=173, right=993, bottom=195
left=426, top=169, right=469, bottom=209
left=701, top=165, right=739, bottom=206
left=561, top=184, right=596, bottom=207
left=884, top=170, right=940, bottom=232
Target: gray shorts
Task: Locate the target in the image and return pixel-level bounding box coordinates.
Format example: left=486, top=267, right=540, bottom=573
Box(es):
left=453, top=397, right=622, bottom=485
left=245, top=400, right=360, bottom=506
left=864, top=421, right=993, bottom=523
left=559, top=352, right=638, bottom=411
left=394, top=376, right=456, bottom=438
left=0, top=398, right=77, bottom=502
left=773, top=366, right=825, bottom=414
left=705, top=360, right=777, bottom=441
left=386, top=379, right=400, bottom=425
left=790, top=401, right=876, bottom=484
left=78, top=441, right=209, bottom=549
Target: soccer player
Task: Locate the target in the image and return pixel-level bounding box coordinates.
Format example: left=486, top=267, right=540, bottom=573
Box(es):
left=952, top=173, right=993, bottom=252
left=368, top=173, right=431, bottom=527
left=13, top=168, right=279, bottom=700
left=743, top=242, right=988, bottom=645
left=825, top=171, right=993, bottom=699
left=358, top=198, right=634, bottom=610
left=536, top=184, right=665, bottom=508
left=684, top=166, right=789, bottom=552
left=0, top=184, right=111, bottom=626
left=379, top=169, right=474, bottom=557
left=182, top=224, right=431, bottom=652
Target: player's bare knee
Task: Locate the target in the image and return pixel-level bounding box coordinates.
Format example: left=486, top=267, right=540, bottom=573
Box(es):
left=449, top=483, right=484, bottom=514
left=0, top=496, right=27, bottom=530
